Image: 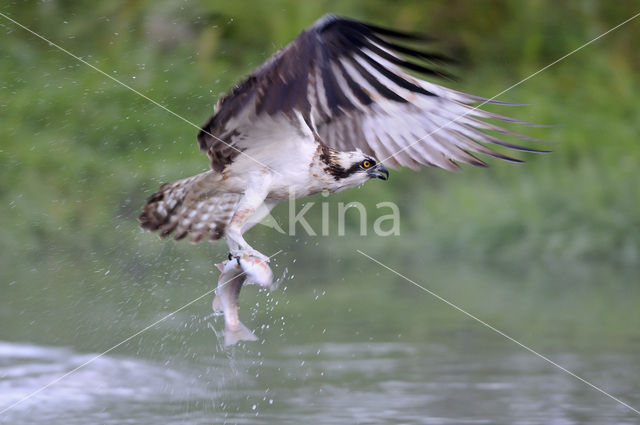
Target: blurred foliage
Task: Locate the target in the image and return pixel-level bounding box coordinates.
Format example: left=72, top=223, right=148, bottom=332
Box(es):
left=1, top=0, right=639, bottom=280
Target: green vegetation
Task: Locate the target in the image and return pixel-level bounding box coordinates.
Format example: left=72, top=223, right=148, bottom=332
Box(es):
left=1, top=0, right=639, bottom=280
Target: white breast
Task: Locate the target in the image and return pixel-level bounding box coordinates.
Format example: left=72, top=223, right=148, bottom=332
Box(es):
left=221, top=112, right=327, bottom=201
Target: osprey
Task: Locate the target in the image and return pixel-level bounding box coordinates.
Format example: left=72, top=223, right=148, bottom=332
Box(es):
left=139, top=15, right=541, bottom=261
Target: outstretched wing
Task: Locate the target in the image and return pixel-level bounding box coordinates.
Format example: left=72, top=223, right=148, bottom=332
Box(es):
left=198, top=14, right=545, bottom=171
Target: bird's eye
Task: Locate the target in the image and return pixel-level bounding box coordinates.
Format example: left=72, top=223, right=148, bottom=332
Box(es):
left=362, top=160, right=372, bottom=168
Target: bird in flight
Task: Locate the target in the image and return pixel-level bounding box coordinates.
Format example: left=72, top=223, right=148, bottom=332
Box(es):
left=139, top=14, right=541, bottom=262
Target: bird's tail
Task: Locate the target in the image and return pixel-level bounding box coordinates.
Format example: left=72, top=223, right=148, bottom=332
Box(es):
left=139, top=171, right=241, bottom=243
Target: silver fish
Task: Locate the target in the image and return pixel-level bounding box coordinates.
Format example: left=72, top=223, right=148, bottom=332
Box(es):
left=237, top=252, right=273, bottom=288
left=213, top=259, right=256, bottom=346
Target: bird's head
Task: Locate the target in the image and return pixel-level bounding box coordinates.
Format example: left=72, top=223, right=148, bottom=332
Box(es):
left=323, top=150, right=389, bottom=191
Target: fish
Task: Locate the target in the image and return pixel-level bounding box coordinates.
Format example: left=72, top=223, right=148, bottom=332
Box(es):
left=236, top=252, right=273, bottom=288
left=213, top=259, right=257, bottom=346
left=212, top=253, right=273, bottom=346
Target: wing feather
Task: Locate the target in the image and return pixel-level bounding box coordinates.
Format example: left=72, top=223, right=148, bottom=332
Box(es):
left=197, top=14, right=546, bottom=171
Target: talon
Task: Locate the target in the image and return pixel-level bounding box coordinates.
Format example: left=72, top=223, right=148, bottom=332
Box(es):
left=227, top=250, right=243, bottom=269
left=229, top=248, right=270, bottom=264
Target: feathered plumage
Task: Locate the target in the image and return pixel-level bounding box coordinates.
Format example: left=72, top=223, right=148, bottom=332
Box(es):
left=197, top=14, right=543, bottom=172
left=141, top=15, right=541, bottom=252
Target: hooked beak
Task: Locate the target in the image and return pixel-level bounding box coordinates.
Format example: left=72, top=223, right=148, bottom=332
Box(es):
left=368, top=164, right=389, bottom=181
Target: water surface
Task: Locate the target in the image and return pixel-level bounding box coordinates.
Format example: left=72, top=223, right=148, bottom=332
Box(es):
left=1, top=252, right=639, bottom=424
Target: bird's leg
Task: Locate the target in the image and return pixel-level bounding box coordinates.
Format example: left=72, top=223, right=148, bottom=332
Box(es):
left=227, top=209, right=268, bottom=261
left=226, top=173, right=272, bottom=263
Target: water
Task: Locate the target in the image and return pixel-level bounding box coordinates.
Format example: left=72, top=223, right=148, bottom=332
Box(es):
left=1, top=252, right=639, bottom=424
left=1, top=340, right=638, bottom=424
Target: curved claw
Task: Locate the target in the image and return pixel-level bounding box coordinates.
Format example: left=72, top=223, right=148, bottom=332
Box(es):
left=227, top=252, right=241, bottom=267
left=226, top=250, right=273, bottom=288
left=230, top=248, right=270, bottom=264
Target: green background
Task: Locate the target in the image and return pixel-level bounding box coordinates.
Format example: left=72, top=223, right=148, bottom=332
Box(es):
left=2, top=1, right=639, bottom=270
left=1, top=2, right=639, bottom=423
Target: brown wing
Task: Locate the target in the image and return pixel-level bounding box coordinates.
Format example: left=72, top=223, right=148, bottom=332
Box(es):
left=197, top=14, right=545, bottom=171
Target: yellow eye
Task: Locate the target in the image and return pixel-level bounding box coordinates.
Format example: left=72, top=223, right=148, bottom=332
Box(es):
left=362, top=160, right=371, bottom=168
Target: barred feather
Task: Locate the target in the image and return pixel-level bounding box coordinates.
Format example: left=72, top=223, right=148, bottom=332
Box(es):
left=139, top=171, right=241, bottom=243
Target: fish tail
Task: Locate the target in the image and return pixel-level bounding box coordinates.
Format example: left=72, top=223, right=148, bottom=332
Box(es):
left=224, top=321, right=258, bottom=346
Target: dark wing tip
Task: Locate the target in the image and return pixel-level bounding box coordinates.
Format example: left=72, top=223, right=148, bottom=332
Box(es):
left=313, top=14, right=454, bottom=85
left=313, top=14, right=434, bottom=42
left=197, top=117, right=215, bottom=152
left=361, top=19, right=435, bottom=42
left=197, top=129, right=209, bottom=152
